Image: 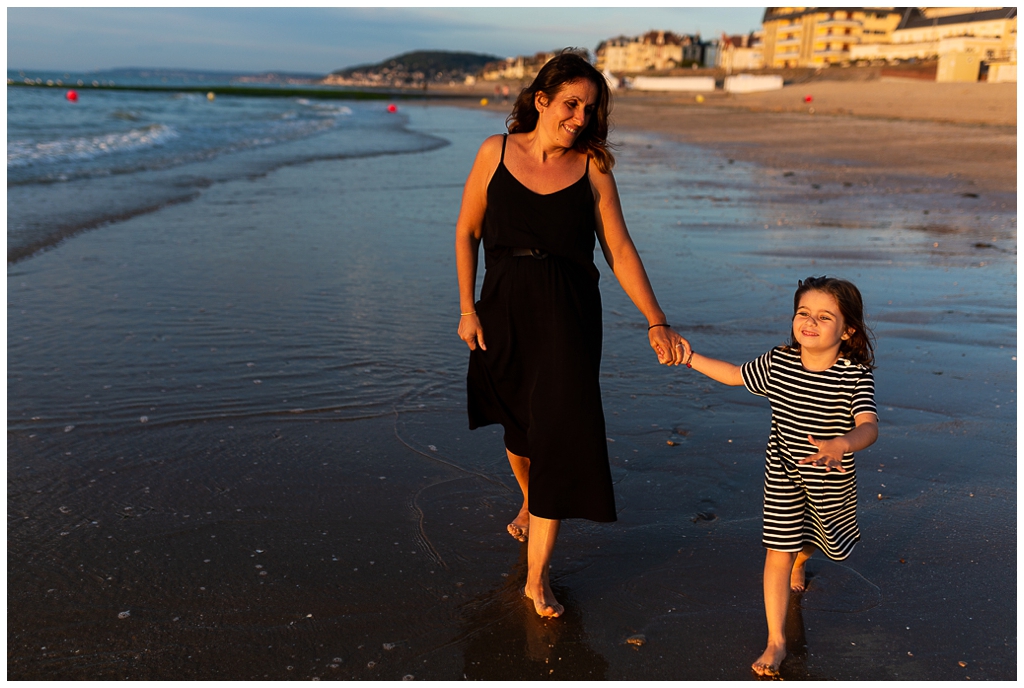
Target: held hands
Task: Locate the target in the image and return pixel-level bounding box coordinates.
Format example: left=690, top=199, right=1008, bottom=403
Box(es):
left=648, top=326, right=691, bottom=366
left=799, top=435, right=848, bottom=472
left=458, top=313, right=486, bottom=351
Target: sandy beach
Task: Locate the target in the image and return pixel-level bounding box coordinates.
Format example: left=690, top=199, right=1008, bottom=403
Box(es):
left=467, top=78, right=1016, bottom=194
left=8, top=81, right=1016, bottom=680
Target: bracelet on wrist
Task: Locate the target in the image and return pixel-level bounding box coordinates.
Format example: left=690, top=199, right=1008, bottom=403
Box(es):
left=685, top=350, right=695, bottom=368
left=647, top=323, right=670, bottom=331
left=461, top=311, right=477, bottom=317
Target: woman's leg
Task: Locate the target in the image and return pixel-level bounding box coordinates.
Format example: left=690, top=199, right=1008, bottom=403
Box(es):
left=790, top=544, right=816, bottom=592
left=752, top=548, right=797, bottom=676
left=524, top=514, right=563, bottom=617
left=506, top=449, right=530, bottom=541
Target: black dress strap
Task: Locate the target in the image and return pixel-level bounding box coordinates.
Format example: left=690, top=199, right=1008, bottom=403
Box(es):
left=500, top=133, right=507, bottom=163
left=585, top=154, right=590, bottom=174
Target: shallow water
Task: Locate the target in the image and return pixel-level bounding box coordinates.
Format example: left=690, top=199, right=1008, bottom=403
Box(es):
left=7, top=104, right=1016, bottom=679
left=7, top=73, right=446, bottom=262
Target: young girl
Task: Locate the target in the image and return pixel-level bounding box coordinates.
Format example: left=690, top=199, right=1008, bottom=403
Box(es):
left=684, top=276, right=878, bottom=678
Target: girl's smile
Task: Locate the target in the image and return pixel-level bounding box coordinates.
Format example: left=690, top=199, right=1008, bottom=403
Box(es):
left=792, top=289, right=853, bottom=365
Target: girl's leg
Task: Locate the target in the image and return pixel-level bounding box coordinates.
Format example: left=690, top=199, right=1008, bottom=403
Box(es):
left=506, top=449, right=530, bottom=542
left=524, top=514, right=563, bottom=617
left=790, top=544, right=816, bottom=592
left=752, top=548, right=797, bottom=676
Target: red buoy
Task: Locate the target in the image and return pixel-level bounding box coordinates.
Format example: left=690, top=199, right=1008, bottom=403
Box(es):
left=387, top=103, right=397, bottom=113
left=804, top=95, right=813, bottom=103
left=66, top=90, right=78, bottom=102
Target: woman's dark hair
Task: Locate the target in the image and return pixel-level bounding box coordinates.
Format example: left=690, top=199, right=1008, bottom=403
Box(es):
left=789, top=276, right=875, bottom=368
left=506, top=49, right=615, bottom=173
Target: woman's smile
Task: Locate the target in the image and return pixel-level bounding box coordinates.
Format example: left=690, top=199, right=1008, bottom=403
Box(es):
left=537, top=78, right=597, bottom=147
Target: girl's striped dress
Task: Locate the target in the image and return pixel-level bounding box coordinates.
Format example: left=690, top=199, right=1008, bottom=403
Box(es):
left=741, top=346, right=877, bottom=560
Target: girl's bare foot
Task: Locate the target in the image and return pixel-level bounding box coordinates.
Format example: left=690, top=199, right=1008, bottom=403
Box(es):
left=523, top=583, right=564, bottom=618
left=790, top=545, right=815, bottom=593
left=751, top=643, right=787, bottom=677
left=790, top=559, right=807, bottom=592
left=507, top=505, right=529, bottom=542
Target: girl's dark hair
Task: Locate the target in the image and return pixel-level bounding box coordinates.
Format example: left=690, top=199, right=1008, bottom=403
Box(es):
left=790, top=276, right=875, bottom=368
left=506, top=49, right=615, bottom=173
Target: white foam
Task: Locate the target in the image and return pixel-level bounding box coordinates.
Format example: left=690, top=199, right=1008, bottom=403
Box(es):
left=8, top=124, right=180, bottom=168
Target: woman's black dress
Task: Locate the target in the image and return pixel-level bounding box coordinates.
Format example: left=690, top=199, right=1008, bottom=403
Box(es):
left=467, top=135, right=617, bottom=523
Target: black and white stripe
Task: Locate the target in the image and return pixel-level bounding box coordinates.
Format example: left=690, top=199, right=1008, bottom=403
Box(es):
left=742, top=346, right=876, bottom=560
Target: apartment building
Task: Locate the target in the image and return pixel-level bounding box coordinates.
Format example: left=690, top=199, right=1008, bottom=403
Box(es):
left=850, top=8, right=1017, bottom=62
left=596, top=31, right=704, bottom=72
left=761, top=7, right=904, bottom=68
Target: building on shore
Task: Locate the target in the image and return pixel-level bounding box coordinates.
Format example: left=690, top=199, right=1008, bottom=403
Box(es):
left=596, top=31, right=706, bottom=73
left=479, top=52, right=559, bottom=81
left=761, top=7, right=904, bottom=68
left=848, top=7, right=1017, bottom=81
left=708, top=32, right=765, bottom=72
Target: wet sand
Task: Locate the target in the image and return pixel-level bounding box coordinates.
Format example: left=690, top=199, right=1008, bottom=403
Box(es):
left=8, top=102, right=1016, bottom=679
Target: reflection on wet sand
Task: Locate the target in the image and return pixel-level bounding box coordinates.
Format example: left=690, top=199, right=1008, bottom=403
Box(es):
left=460, top=547, right=609, bottom=680
left=7, top=106, right=1016, bottom=679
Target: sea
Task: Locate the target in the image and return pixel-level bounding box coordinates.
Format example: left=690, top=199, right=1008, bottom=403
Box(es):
left=8, top=69, right=447, bottom=262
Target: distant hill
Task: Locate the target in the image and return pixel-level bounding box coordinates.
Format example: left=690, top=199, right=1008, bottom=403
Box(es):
left=329, top=50, right=501, bottom=86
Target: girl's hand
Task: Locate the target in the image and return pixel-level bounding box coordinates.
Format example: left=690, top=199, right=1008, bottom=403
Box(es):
left=458, top=313, right=486, bottom=351
left=649, top=326, right=691, bottom=366
left=800, top=435, right=848, bottom=472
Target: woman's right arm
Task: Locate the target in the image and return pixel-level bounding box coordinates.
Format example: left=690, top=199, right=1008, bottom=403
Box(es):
left=688, top=353, right=744, bottom=386
left=455, top=135, right=503, bottom=351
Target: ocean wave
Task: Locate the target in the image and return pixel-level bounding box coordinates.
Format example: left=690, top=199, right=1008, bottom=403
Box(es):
left=8, top=124, right=179, bottom=169
left=305, top=102, right=353, bottom=117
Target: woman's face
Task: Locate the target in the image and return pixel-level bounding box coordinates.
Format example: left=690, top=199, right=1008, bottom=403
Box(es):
left=535, top=78, right=599, bottom=148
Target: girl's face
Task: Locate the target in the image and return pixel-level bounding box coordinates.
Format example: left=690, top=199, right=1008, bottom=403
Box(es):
left=792, top=289, right=854, bottom=357
left=535, top=79, right=598, bottom=148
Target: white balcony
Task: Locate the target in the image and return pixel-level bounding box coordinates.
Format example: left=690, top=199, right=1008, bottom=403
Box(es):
left=815, top=36, right=861, bottom=46
left=817, top=18, right=860, bottom=28
left=813, top=48, right=852, bottom=57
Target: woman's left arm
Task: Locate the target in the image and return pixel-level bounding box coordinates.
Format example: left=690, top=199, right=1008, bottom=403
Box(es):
left=591, top=166, right=690, bottom=366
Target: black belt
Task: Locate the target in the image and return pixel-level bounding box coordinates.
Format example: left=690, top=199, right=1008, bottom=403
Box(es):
left=511, top=247, right=549, bottom=259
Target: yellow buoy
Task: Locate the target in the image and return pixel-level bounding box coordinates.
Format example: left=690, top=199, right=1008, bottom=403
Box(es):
left=207, top=92, right=215, bottom=101
left=480, top=98, right=489, bottom=106
left=695, top=94, right=704, bottom=103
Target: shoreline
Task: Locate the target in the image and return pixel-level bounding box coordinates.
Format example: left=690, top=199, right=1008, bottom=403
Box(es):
left=433, top=79, right=1017, bottom=195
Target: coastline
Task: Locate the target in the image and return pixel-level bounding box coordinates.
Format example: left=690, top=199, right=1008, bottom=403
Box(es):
left=438, top=79, right=1017, bottom=195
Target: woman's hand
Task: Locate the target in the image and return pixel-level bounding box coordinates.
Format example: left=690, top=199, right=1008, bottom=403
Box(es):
left=799, top=435, right=848, bottom=472
left=648, top=326, right=690, bottom=366
left=458, top=313, right=486, bottom=351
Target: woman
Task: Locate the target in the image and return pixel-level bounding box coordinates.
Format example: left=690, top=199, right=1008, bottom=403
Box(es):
left=455, top=51, right=690, bottom=618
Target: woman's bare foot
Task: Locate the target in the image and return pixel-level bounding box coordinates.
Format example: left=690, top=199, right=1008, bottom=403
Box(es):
left=751, top=643, right=787, bottom=677
left=524, top=583, right=564, bottom=618
left=507, top=505, right=530, bottom=542
left=790, top=559, right=807, bottom=593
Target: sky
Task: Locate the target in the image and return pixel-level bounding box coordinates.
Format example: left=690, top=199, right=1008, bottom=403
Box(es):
left=7, top=7, right=766, bottom=74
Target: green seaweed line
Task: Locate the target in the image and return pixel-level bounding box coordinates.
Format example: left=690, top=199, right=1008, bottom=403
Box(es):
left=7, top=81, right=477, bottom=101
